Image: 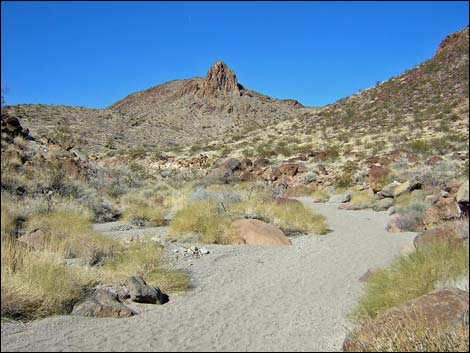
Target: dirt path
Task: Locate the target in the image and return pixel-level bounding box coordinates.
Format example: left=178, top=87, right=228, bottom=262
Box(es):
left=1, top=199, right=416, bottom=352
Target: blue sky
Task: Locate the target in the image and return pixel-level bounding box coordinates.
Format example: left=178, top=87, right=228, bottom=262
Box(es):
left=1, top=1, right=468, bottom=108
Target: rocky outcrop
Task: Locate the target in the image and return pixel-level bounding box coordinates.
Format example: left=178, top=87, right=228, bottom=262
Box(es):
left=423, top=197, right=461, bottom=226
left=200, top=61, right=241, bottom=98
left=343, top=288, right=469, bottom=351
left=232, top=219, right=291, bottom=246
left=367, top=166, right=390, bottom=192
left=1, top=110, right=28, bottom=138
left=393, top=179, right=422, bottom=198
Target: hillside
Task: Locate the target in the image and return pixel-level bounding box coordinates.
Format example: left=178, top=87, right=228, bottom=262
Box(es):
left=181, top=27, right=469, bottom=179
left=4, top=62, right=306, bottom=155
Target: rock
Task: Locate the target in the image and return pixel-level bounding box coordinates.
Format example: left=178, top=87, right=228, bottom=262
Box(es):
left=267, top=168, right=282, bottom=182
left=126, top=276, right=169, bottom=304
left=378, top=181, right=400, bottom=198
left=1, top=112, right=26, bottom=137
left=343, top=288, right=469, bottom=351
left=414, top=222, right=467, bottom=248
left=423, top=197, right=461, bottom=226
left=253, top=158, right=270, bottom=168
left=373, top=198, right=394, bottom=211
left=160, top=170, right=172, bottom=178
left=62, top=158, right=82, bottom=178
left=240, top=171, right=256, bottom=182
left=456, top=182, right=469, bottom=217
left=232, top=219, right=291, bottom=246
left=368, top=166, right=390, bottom=192
left=240, top=159, right=253, bottom=170
left=393, top=179, right=422, bottom=198
left=199, top=247, right=210, bottom=255
left=71, top=289, right=136, bottom=318
left=359, top=269, right=376, bottom=283
left=223, top=158, right=241, bottom=172
left=279, top=163, right=299, bottom=177
left=425, top=155, right=444, bottom=165
left=328, top=193, right=351, bottom=204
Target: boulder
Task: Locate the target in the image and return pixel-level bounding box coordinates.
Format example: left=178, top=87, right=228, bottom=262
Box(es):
left=1, top=112, right=26, bottom=137
left=240, top=171, right=256, bottom=182
left=223, top=158, right=241, bottom=172
left=279, top=163, right=299, bottom=177
left=343, top=288, right=469, bottom=351
left=71, top=288, right=136, bottom=318
left=423, top=197, right=461, bottom=226
left=378, top=182, right=400, bottom=198
left=393, top=180, right=422, bottom=198
left=368, top=166, right=390, bottom=192
left=126, top=276, right=169, bottom=304
left=414, top=222, right=466, bottom=249
left=240, top=158, right=253, bottom=171
left=62, top=158, right=82, bottom=178
left=456, top=182, right=469, bottom=217
left=253, top=158, right=270, bottom=168
left=232, top=219, right=291, bottom=246
left=373, top=198, right=394, bottom=212
left=425, top=155, right=444, bottom=165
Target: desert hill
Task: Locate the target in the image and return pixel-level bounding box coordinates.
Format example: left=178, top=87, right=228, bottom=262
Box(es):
left=4, top=61, right=305, bottom=154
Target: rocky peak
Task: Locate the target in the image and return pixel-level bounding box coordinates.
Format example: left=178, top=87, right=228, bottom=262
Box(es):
left=436, top=26, right=469, bottom=56
left=200, top=61, right=241, bottom=98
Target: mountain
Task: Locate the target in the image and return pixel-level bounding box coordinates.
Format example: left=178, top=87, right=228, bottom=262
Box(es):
left=4, top=62, right=305, bottom=155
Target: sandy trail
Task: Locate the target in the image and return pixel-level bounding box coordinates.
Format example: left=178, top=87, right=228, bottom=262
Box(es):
left=1, top=199, right=416, bottom=352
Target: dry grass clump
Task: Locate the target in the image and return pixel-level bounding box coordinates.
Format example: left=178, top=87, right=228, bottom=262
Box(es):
left=120, top=192, right=167, bottom=226
left=1, top=234, right=98, bottom=320
left=101, top=242, right=188, bottom=293
left=168, top=199, right=235, bottom=244
left=312, top=189, right=330, bottom=202
left=349, top=189, right=376, bottom=208
left=25, top=210, right=115, bottom=265
left=350, top=241, right=469, bottom=323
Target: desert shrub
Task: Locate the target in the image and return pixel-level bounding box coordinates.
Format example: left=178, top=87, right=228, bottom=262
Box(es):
left=405, top=139, right=433, bottom=157
left=350, top=241, right=469, bottom=323
left=312, top=189, right=329, bottom=202
left=120, top=192, right=167, bottom=226
left=350, top=190, right=376, bottom=208
left=101, top=242, right=187, bottom=293
left=168, top=200, right=235, bottom=244
left=25, top=210, right=115, bottom=265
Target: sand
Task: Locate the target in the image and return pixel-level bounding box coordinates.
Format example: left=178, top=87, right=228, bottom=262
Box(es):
left=1, top=199, right=416, bottom=352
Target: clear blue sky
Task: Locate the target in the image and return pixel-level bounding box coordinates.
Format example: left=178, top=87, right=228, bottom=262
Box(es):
left=1, top=1, right=468, bottom=108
